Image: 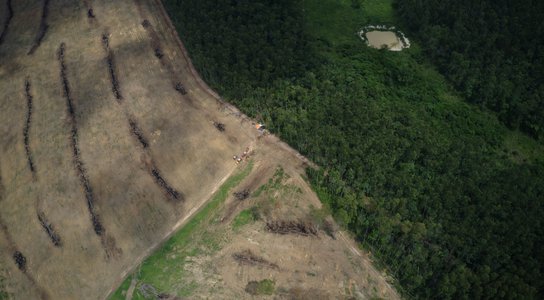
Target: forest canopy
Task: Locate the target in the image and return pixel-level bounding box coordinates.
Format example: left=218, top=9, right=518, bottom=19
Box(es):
left=163, top=0, right=544, bottom=298
left=395, top=0, right=544, bottom=139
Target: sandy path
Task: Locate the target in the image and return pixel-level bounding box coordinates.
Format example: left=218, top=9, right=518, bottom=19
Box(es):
left=124, top=277, right=137, bottom=300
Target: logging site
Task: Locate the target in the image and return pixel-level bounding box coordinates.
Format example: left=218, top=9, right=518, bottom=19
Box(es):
left=0, top=0, right=398, bottom=299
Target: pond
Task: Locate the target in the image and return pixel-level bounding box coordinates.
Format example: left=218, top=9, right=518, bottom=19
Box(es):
left=359, top=26, right=410, bottom=51
left=366, top=31, right=401, bottom=50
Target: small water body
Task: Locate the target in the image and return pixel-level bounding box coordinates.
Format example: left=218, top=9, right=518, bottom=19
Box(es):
left=359, top=26, right=410, bottom=51
left=365, top=31, right=401, bottom=50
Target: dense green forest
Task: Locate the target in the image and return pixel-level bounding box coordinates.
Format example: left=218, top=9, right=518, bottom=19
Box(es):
left=163, top=0, right=544, bottom=298
left=395, top=0, right=544, bottom=139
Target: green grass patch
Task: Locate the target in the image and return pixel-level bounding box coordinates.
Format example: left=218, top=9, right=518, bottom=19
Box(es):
left=232, top=209, right=254, bottom=229
left=109, top=161, right=254, bottom=300
left=252, top=167, right=301, bottom=198
left=231, top=208, right=258, bottom=230
left=109, top=278, right=132, bottom=300
left=245, top=279, right=275, bottom=296
left=252, top=167, right=287, bottom=197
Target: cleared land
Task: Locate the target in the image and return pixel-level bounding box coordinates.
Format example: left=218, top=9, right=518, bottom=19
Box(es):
left=0, top=0, right=398, bottom=299
left=109, top=140, right=399, bottom=299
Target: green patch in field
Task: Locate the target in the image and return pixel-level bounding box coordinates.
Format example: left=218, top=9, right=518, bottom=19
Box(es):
left=253, top=167, right=302, bottom=199
left=245, top=279, right=275, bottom=296
left=232, top=207, right=259, bottom=230
left=109, top=162, right=254, bottom=300
left=252, top=167, right=303, bottom=217
left=252, top=167, right=289, bottom=198
left=109, top=278, right=132, bottom=300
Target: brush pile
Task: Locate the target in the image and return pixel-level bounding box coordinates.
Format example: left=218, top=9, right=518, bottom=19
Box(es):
left=233, top=249, right=278, bottom=269
left=266, top=220, right=318, bottom=236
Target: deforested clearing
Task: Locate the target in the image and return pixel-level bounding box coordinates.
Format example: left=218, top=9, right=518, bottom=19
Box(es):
left=0, top=0, right=397, bottom=299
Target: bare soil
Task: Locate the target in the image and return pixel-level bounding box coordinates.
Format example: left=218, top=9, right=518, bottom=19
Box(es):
left=165, top=140, right=400, bottom=299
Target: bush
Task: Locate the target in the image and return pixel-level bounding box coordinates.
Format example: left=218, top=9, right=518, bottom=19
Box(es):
left=245, top=279, right=275, bottom=296
left=231, top=208, right=258, bottom=230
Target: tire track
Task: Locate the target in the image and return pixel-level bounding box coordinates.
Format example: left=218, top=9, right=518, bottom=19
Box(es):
left=0, top=0, right=13, bottom=46
left=28, top=0, right=50, bottom=55
left=99, top=33, right=184, bottom=203
left=58, top=43, right=121, bottom=259
left=23, top=79, right=36, bottom=175
left=0, top=172, right=50, bottom=299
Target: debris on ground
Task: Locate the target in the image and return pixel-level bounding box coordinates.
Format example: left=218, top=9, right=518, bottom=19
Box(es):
left=174, top=82, right=187, bottom=95
left=233, top=146, right=252, bottom=164
left=13, top=251, right=26, bottom=271
left=138, top=283, right=158, bottom=298
left=233, top=189, right=250, bottom=201
left=158, top=293, right=183, bottom=300
left=254, top=123, right=265, bottom=132
left=154, top=47, right=164, bottom=59
left=213, top=121, right=225, bottom=132
left=142, top=19, right=151, bottom=28
left=266, top=220, right=318, bottom=236
left=233, top=249, right=279, bottom=269
left=138, top=283, right=182, bottom=300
